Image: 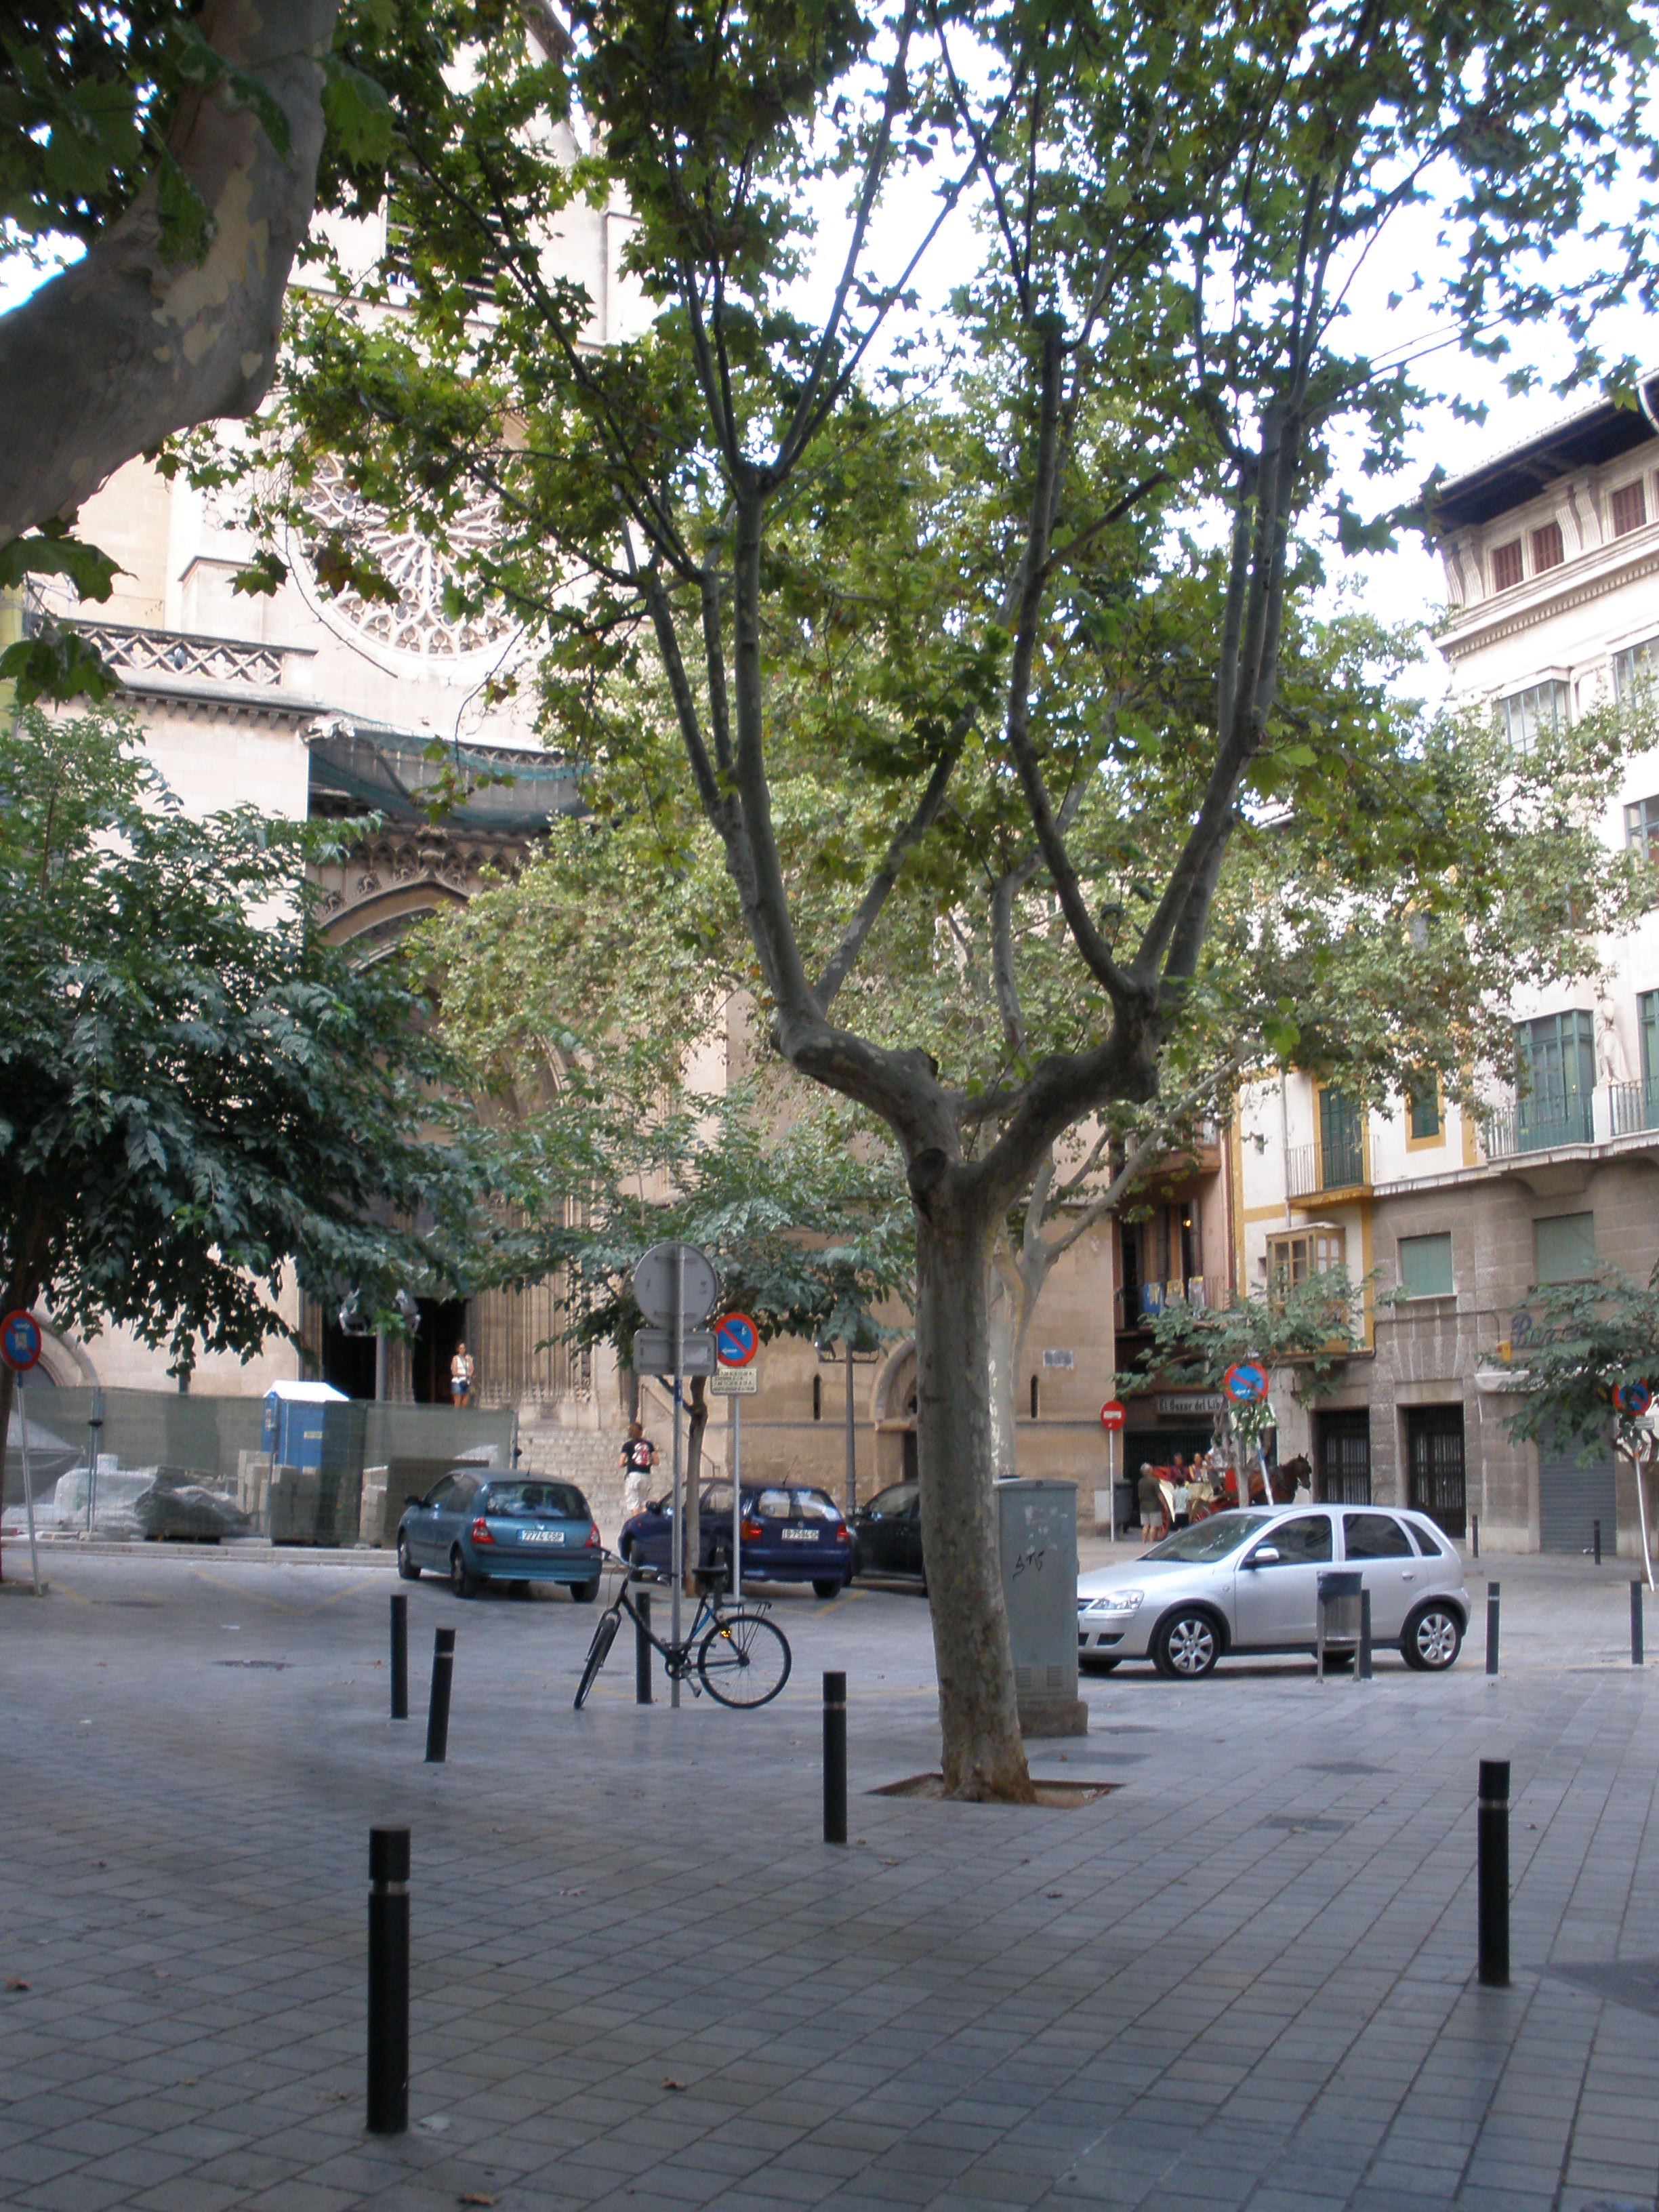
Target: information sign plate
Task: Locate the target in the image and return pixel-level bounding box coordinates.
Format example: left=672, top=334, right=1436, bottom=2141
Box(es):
left=710, top=1366, right=759, bottom=1395
left=632, top=1326, right=717, bottom=1376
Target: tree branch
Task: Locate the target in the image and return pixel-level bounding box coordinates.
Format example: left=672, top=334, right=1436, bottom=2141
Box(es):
left=816, top=735, right=964, bottom=1008
left=0, top=0, right=340, bottom=546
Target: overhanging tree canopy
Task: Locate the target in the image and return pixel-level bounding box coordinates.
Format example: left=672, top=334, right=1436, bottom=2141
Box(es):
left=221, top=0, right=1656, bottom=1797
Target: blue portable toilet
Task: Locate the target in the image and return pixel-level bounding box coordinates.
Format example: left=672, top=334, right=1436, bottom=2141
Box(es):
left=263, top=1380, right=348, bottom=1471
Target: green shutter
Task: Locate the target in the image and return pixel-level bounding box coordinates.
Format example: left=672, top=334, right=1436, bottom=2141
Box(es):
left=1536, top=1212, right=1596, bottom=1284
left=1399, top=1233, right=1454, bottom=1297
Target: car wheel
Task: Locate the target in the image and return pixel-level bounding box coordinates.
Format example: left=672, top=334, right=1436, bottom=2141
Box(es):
left=1153, top=1608, right=1221, bottom=1679
left=569, top=1577, right=600, bottom=1603
left=1080, top=1657, right=1121, bottom=1674
left=449, top=1548, right=481, bottom=1599
left=396, top=1534, right=420, bottom=1582
left=812, top=1578, right=842, bottom=1601
left=1402, top=1602, right=1463, bottom=1671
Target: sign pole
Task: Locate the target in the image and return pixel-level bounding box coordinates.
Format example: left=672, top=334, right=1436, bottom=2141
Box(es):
left=671, top=1246, right=684, bottom=1708
left=732, top=1397, right=742, bottom=1603
left=17, top=1376, right=40, bottom=1595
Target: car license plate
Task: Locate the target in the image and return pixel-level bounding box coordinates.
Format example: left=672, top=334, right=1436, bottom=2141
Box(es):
left=518, top=1530, right=565, bottom=1544
left=780, top=1528, right=817, bottom=1542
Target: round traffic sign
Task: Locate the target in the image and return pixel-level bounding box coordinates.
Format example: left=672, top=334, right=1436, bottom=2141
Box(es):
left=1615, top=1380, right=1653, bottom=1417
left=632, top=1242, right=719, bottom=1330
left=1, top=1311, right=42, bottom=1373
left=1099, top=1400, right=1126, bottom=1431
left=715, top=1312, right=758, bottom=1368
left=1223, top=1359, right=1269, bottom=1404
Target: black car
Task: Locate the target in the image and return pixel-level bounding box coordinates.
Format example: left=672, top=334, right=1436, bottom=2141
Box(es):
left=850, top=1480, right=925, bottom=1586
left=621, top=1481, right=853, bottom=1598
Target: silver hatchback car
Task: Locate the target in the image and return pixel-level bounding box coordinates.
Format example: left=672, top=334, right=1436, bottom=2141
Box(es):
left=1077, top=1504, right=1469, bottom=1679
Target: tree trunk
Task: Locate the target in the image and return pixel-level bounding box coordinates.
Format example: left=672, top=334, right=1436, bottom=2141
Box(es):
left=914, top=1189, right=1033, bottom=1801
left=684, top=1373, right=707, bottom=1595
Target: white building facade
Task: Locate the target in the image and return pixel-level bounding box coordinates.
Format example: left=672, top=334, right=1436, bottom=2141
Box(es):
left=1237, top=384, right=1659, bottom=1555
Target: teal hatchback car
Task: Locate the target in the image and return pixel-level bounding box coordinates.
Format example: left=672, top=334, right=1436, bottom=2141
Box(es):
left=396, top=1471, right=602, bottom=1600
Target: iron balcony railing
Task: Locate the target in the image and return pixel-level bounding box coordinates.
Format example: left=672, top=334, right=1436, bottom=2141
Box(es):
left=1481, top=1097, right=1595, bottom=1158
left=1610, top=1079, right=1659, bottom=1138
left=1286, top=1136, right=1368, bottom=1198
left=1114, top=1277, right=1232, bottom=1329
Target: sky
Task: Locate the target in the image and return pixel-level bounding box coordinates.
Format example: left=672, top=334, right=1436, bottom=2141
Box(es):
left=4, top=66, right=1652, bottom=716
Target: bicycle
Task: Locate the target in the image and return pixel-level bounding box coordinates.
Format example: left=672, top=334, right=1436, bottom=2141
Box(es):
left=573, top=1553, right=792, bottom=1711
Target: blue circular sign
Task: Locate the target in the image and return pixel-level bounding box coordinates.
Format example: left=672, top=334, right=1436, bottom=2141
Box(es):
left=1, top=1311, right=42, bottom=1373
left=715, top=1313, right=758, bottom=1368
left=1223, top=1359, right=1269, bottom=1404
left=1615, top=1380, right=1652, bottom=1418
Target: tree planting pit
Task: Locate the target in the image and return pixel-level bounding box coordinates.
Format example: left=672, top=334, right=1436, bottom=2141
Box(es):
left=871, top=1773, right=1120, bottom=1807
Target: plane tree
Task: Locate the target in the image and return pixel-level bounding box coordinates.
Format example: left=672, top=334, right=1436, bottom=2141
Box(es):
left=228, top=0, right=1655, bottom=1796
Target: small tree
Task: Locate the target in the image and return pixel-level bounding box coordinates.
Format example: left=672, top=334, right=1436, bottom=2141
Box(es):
left=1499, top=1269, right=1659, bottom=1586
left=1118, top=1271, right=1365, bottom=1484
left=0, top=708, right=486, bottom=1471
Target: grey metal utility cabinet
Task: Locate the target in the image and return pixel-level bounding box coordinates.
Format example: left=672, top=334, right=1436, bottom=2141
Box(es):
left=995, top=1477, right=1088, bottom=1737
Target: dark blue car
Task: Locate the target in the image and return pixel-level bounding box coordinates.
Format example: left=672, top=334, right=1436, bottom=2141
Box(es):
left=621, top=1481, right=852, bottom=1598
left=396, top=1471, right=602, bottom=1599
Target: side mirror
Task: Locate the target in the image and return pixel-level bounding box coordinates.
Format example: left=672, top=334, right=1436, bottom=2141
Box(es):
left=1246, top=1545, right=1281, bottom=1568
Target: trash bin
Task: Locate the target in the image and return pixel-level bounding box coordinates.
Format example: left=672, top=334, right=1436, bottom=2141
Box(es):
left=996, top=1478, right=1087, bottom=1737
left=1316, top=1568, right=1364, bottom=1677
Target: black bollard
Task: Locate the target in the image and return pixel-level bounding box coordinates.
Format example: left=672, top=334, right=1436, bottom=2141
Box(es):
left=425, top=1627, right=455, bottom=1763
left=390, top=1593, right=409, bottom=1721
left=1477, top=1759, right=1511, bottom=1987
left=823, top=1671, right=847, bottom=1845
left=1633, top=1580, right=1645, bottom=1668
left=635, top=1589, right=653, bottom=1706
left=1485, top=1582, right=1500, bottom=1677
left=1471, top=1513, right=1479, bottom=1561
left=367, top=1826, right=409, bottom=2133
left=1595, top=1518, right=1603, bottom=1565
left=1357, top=1588, right=1373, bottom=1681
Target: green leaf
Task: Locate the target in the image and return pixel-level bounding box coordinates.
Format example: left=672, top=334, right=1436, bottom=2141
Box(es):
left=322, top=56, right=395, bottom=168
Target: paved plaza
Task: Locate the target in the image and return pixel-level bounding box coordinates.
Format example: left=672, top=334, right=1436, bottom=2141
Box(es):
left=3, top=1543, right=1659, bottom=2212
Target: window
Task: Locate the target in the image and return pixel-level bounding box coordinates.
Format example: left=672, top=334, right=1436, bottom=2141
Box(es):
left=1641, top=991, right=1659, bottom=1097
left=1499, top=679, right=1568, bottom=756
left=1269, top=1228, right=1345, bottom=1292
left=1408, top=1519, right=1449, bottom=1559
left=1614, top=636, right=1659, bottom=703
left=481, top=1481, right=588, bottom=1519
left=702, top=1483, right=735, bottom=1515
left=1248, top=1514, right=1332, bottom=1565
left=1626, top=795, right=1659, bottom=863
left=1319, top=1087, right=1365, bottom=1188
left=1407, top=1079, right=1441, bottom=1142
left=1531, top=520, right=1564, bottom=573
left=1536, top=1212, right=1595, bottom=1284
left=1399, top=1233, right=1454, bottom=1299
left=1612, top=480, right=1649, bottom=537
left=794, top=1490, right=843, bottom=1521
left=1343, top=1513, right=1413, bottom=1561
left=1491, top=538, right=1524, bottom=592
left=756, top=1488, right=794, bottom=1519
left=1515, top=1010, right=1595, bottom=1147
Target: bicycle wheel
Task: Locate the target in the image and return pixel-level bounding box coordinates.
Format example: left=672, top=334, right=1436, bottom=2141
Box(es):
left=573, top=1610, right=621, bottom=1709
left=697, top=1612, right=792, bottom=1708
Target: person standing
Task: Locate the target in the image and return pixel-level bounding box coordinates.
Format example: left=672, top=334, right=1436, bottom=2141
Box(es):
left=620, top=1420, right=657, bottom=1519
left=450, top=1340, right=476, bottom=1410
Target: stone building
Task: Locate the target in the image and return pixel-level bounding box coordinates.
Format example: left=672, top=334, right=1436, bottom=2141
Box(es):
left=1236, top=380, right=1659, bottom=1555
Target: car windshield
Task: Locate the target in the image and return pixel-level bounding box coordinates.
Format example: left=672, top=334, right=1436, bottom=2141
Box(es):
left=1142, top=1512, right=1264, bottom=1562
left=483, top=1482, right=588, bottom=1519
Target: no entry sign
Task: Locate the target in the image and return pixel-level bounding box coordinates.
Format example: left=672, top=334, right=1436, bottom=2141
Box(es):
left=0, top=1311, right=41, bottom=1373
left=1099, top=1400, right=1126, bottom=1431
left=1223, top=1359, right=1269, bottom=1404
left=715, top=1312, right=759, bottom=1368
